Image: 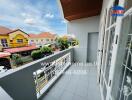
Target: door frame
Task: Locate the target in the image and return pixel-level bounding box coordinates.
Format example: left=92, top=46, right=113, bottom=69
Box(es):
left=87, top=32, right=99, bottom=63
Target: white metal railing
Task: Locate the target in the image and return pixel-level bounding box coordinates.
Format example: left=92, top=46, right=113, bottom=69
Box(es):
left=0, top=48, right=73, bottom=100
left=33, top=53, right=71, bottom=98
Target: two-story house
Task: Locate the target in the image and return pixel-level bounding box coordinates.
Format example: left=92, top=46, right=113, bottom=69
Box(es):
left=0, top=26, right=29, bottom=48
left=29, top=32, right=56, bottom=47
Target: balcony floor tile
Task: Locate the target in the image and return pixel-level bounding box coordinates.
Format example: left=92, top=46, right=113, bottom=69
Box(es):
left=41, top=64, right=101, bottom=100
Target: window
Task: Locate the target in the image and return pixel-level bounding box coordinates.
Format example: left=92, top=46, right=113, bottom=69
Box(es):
left=17, top=39, right=23, bottom=43
left=41, top=39, right=43, bottom=41
left=125, top=0, right=132, bottom=11
left=1, top=39, right=8, bottom=47
left=111, top=14, right=132, bottom=100
left=51, top=39, right=53, bottom=41
left=31, top=40, right=34, bottom=42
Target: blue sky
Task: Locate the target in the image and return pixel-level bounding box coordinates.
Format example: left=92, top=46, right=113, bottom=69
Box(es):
left=0, top=0, right=67, bottom=35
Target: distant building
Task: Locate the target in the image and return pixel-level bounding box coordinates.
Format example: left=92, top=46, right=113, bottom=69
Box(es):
left=0, top=26, right=29, bottom=48
left=29, top=32, right=56, bottom=47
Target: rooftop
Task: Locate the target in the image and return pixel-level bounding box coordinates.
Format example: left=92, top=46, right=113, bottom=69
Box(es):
left=0, top=52, right=11, bottom=58
left=4, top=45, right=38, bottom=53
left=0, top=26, right=12, bottom=35
left=29, top=32, right=56, bottom=39
left=0, top=26, right=28, bottom=36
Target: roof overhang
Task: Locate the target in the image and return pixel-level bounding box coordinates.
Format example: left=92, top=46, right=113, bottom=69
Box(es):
left=4, top=45, right=38, bottom=53
left=0, top=52, right=11, bottom=58
left=60, top=0, right=103, bottom=21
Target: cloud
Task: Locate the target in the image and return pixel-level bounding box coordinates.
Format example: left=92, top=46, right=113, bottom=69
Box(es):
left=21, top=13, right=27, bottom=17
left=24, top=18, right=36, bottom=25
left=0, top=0, right=66, bottom=34
left=45, top=13, right=54, bottom=19
left=61, top=20, right=67, bottom=23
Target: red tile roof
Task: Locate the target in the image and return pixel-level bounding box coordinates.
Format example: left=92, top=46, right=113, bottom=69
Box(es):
left=0, top=52, right=11, bottom=58
left=0, top=26, right=29, bottom=36
left=0, top=26, right=12, bottom=35
left=29, top=32, right=55, bottom=38
left=4, top=45, right=38, bottom=53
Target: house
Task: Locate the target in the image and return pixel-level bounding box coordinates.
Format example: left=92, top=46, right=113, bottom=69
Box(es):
left=0, top=26, right=29, bottom=48
left=0, top=26, right=38, bottom=69
left=0, top=26, right=38, bottom=54
left=29, top=32, right=56, bottom=47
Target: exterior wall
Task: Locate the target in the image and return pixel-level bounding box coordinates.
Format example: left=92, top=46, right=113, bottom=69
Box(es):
left=9, top=31, right=29, bottom=47
left=10, top=34, right=28, bottom=47
left=9, top=30, right=28, bottom=40
left=29, top=38, right=55, bottom=47
left=0, top=30, right=29, bottom=49
left=67, top=16, right=100, bottom=62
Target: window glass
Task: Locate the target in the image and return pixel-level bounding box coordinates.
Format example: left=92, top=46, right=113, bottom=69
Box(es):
left=1, top=39, right=8, bottom=47
left=17, top=39, right=23, bottom=43
left=125, top=0, right=132, bottom=11
left=105, top=27, right=115, bottom=83
left=111, top=15, right=132, bottom=100
left=103, top=83, right=107, bottom=100
left=107, top=8, right=112, bottom=28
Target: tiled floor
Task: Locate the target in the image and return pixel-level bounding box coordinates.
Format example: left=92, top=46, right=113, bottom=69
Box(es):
left=41, top=64, right=101, bottom=100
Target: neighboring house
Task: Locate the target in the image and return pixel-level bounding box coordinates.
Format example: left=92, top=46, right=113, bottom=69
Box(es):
left=0, top=26, right=38, bottom=69
left=0, top=26, right=29, bottom=48
left=29, top=32, right=56, bottom=47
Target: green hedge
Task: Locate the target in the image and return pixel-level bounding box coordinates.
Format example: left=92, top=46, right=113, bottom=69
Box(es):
left=31, top=50, right=42, bottom=60
left=41, top=46, right=52, bottom=54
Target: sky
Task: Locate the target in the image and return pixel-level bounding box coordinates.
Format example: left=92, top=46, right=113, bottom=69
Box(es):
left=0, top=0, right=67, bottom=35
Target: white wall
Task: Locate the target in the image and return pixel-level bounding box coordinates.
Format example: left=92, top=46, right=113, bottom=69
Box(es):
left=67, top=16, right=100, bottom=62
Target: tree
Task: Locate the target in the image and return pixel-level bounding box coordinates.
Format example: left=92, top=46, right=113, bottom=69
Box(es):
left=57, top=38, right=69, bottom=50
left=12, top=54, right=23, bottom=66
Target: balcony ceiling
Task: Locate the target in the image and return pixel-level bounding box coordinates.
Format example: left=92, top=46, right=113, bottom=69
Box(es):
left=60, top=0, right=103, bottom=21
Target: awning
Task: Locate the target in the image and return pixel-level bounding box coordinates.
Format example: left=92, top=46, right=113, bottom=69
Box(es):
left=4, top=45, right=38, bottom=53
left=0, top=52, right=11, bottom=58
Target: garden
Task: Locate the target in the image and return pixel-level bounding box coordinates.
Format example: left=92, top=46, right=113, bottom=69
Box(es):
left=11, top=37, right=79, bottom=67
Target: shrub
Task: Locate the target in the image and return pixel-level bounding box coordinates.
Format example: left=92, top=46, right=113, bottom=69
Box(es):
left=72, top=39, right=79, bottom=46
left=41, top=46, right=52, bottom=54
left=31, top=50, right=42, bottom=60
left=57, top=38, right=69, bottom=50
left=12, top=54, right=23, bottom=66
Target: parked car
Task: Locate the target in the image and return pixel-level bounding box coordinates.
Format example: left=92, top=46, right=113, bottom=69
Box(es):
left=0, top=66, right=7, bottom=73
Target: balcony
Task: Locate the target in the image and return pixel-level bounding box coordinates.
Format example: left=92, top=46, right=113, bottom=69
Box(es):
left=0, top=47, right=101, bottom=100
